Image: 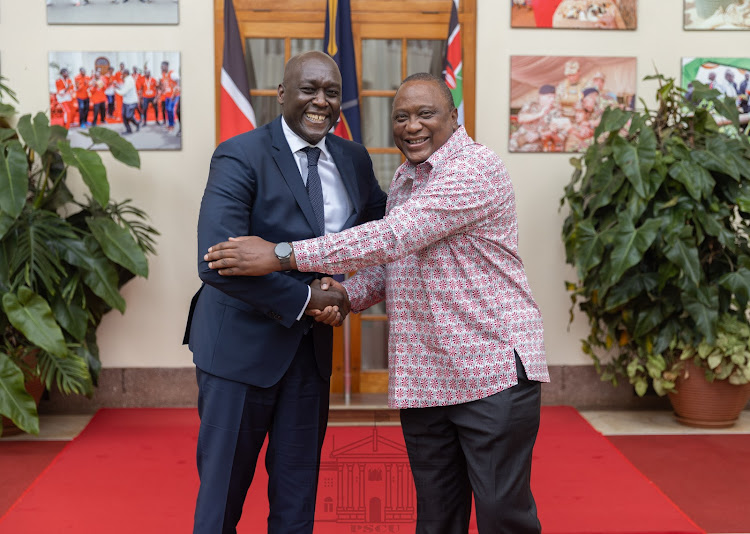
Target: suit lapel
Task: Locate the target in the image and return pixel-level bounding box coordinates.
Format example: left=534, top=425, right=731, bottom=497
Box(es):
left=270, top=118, right=322, bottom=236
left=327, top=135, right=361, bottom=224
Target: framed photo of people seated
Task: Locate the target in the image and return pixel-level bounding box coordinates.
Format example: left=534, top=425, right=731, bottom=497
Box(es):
left=511, top=0, right=638, bottom=29
left=49, top=51, right=181, bottom=151
left=682, top=58, right=750, bottom=130
left=46, top=0, right=179, bottom=25
left=684, top=1, right=750, bottom=30
left=509, top=55, right=637, bottom=153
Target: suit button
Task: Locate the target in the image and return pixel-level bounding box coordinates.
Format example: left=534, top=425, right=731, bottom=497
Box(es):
left=269, top=312, right=282, bottom=320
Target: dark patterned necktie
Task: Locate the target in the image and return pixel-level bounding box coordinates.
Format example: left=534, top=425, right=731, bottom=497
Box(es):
left=301, top=146, right=325, bottom=234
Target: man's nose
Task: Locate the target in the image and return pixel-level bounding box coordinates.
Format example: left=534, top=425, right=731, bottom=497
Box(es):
left=312, top=89, right=326, bottom=106
left=405, top=117, right=422, bottom=132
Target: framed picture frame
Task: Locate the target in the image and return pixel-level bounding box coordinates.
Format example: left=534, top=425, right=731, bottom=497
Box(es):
left=509, top=55, right=637, bottom=153
left=49, top=51, right=181, bottom=150
left=511, top=0, right=637, bottom=30
left=46, top=0, right=179, bottom=25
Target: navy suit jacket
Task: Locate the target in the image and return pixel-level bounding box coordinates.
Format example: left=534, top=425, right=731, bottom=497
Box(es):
left=184, top=117, right=387, bottom=387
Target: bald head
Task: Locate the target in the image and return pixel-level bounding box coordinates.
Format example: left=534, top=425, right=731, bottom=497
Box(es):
left=278, top=50, right=343, bottom=145
left=282, top=51, right=340, bottom=86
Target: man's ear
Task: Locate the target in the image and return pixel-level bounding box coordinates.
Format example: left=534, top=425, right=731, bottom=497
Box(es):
left=277, top=83, right=285, bottom=105
left=450, top=107, right=459, bottom=131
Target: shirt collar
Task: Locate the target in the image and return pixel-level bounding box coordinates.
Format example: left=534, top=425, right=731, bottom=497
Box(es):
left=281, top=117, right=331, bottom=161
left=395, top=126, right=472, bottom=178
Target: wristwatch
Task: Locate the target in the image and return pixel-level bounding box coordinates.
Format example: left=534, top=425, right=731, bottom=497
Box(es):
left=274, top=242, right=293, bottom=270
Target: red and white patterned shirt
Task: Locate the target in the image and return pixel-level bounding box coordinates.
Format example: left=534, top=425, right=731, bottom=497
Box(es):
left=294, top=127, right=549, bottom=408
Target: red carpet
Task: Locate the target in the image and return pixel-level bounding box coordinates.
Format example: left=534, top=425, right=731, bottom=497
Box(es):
left=0, top=441, right=67, bottom=516
left=0, top=407, right=703, bottom=534
left=609, top=434, right=750, bottom=534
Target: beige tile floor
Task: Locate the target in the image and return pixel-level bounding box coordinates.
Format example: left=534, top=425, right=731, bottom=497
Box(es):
left=5, top=409, right=749, bottom=441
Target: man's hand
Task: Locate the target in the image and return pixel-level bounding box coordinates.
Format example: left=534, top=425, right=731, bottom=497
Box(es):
left=205, top=236, right=282, bottom=276
left=306, top=278, right=349, bottom=327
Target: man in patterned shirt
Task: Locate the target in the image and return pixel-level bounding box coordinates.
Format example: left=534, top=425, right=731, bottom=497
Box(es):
left=205, top=73, right=550, bottom=534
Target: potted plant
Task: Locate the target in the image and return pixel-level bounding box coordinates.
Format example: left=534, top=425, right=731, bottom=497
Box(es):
left=0, top=75, right=158, bottom=436
left=560, top=74, right=750, bottom=425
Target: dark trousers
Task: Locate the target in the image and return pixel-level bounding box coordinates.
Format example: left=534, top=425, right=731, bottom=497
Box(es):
left=77, top=97, right=89, bottom=126
left=193, top=334, right=330, bottom=534
left=141, top=97, right=158, bottom=124
left=400, top=352, right=542, bottom=534
left=106, top=95, right=115, bottom=117
left=91, top=102, right=106, bottom=125
left=121, top=103, right=139, bottom=133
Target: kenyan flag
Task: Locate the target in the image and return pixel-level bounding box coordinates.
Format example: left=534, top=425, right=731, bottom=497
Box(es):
left=442, top=0, right=464, bottom=125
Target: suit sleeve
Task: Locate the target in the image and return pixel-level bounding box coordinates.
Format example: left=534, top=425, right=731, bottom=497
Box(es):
left=197, top=139, right=310, bottom=328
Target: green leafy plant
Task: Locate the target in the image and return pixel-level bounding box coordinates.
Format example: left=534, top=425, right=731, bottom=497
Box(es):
left=0, top=75, right=158, bottom=435
left=561, top=74, right=750, bottom=397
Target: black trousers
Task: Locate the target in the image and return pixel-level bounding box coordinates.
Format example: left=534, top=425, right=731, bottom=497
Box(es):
left=193, top=333, right=330, bottom=534
left=400, top=352, right=542, bottom=534
left=91, top=102, right=106, bottom=125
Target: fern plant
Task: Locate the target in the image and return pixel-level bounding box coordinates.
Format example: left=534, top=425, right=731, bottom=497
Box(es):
left=0, top=75, right=158, bottom=435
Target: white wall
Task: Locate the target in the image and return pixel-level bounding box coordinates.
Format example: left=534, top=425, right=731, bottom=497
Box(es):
left=0, top=0, right=745, bottom=370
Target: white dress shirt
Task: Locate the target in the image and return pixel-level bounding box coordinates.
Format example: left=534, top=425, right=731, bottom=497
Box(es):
left=281, top=117, right=354, bottom=320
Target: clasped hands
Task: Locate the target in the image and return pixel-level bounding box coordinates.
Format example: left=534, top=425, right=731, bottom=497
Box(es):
left=205, top=236, right=348, bottom=326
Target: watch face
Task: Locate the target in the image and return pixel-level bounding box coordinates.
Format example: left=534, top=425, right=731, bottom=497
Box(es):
left=274, top=242, right=293, bottom=259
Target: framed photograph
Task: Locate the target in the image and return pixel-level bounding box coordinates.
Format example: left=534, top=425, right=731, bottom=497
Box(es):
left=49, top=51, right=181, bottom=150
left=46, top=0, right=179, bottom=25
left=682, top=57, right=750, bottom=127
left=684, top=1, right=750, bottom=30
left=511, top=0, right=637, bottom=29
left=509, top=55, right=637, bottom=153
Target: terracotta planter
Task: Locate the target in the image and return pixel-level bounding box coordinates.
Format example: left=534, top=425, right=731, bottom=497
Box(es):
left=695, top=0, right=737, bottom=19
left=668, top=360, right=750, bottom=428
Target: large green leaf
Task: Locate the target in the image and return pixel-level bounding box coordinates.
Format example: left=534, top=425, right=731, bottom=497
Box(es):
left=587, top=162, right=625, bottom=214
left=729, top=151, right=750, bottom=181
left=87, top=127, right=140, bottom=169
left=613, top=136, right=646, bottom=198
left=683, top=286, right=719, bottom=343
left=604, top=273, right=659, bottom=312
left=0, top=352, right=39, bottom=436
left=634, top=304, right=666, bottom=339
left=668, top=160, right=714, bottom=201
left=0, top=128, right=16, bottom=143
left=2, top=287, right=68, bottom=357
left=58, top=141, right=109, bottom=208
left=573, top=220, right=604, bottom=279
left=16, top=113, right=51, bottom=156
left=0, top=144, right=28, bottom=218
left=718, top=268, right=750, bottom=311
left=0, top=210, right=15, bottom=240
left=57, top=237, right=126, bottom=313
left=595, top=107, right=631, bottom=138
left=86, top=217, right=148, bottom=277
left=690, top=149, right=739, bottom=181
left=606, top=215, right=662, bottom=285
left=0, top=103, right=16, bottom=118
left=637, top=125, right=657, bottom=180
left=664, top=236, right=701, bottom=286
left=51, top=289, right=88, bottom=342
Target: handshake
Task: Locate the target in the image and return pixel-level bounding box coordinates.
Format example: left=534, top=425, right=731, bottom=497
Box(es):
left=305, top=277, right=349, bottom=327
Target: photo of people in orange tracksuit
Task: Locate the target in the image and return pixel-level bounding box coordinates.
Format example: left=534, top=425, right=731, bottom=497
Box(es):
left=49, top=51, right=181, bottom=150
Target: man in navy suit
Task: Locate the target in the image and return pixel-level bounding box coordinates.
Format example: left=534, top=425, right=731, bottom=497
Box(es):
left=184, top=50, right=387, bottom=534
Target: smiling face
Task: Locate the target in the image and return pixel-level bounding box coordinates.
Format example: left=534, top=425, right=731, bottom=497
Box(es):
left=278, top=52, right=342, bottom=146
left=391, top=79, right=458, bottom=165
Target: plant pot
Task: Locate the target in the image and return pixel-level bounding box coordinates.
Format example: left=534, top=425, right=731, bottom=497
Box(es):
left=694, top=0, right=737, bottom=19
left=1, top=377, right=45, bottom=436
left=668, top=360, right=750, bottom=428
